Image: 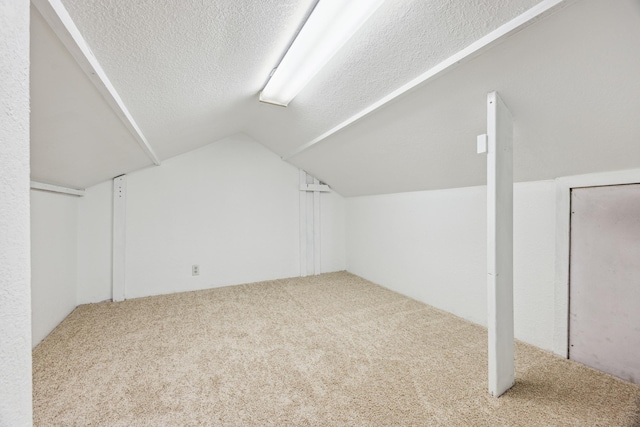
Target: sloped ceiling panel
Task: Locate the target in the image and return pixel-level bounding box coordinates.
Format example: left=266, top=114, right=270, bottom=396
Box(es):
left=290, top=0, right=640, bottom=196
left=243, top=0, right=545, bottom=157
left=31, top=5, right=153, bottom=189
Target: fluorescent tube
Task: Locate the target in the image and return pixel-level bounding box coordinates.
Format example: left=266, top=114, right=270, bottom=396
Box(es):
left=260, top=0, right=386, bottom=107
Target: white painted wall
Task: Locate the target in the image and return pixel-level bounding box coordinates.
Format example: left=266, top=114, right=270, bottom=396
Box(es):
left=77, top=180, right=113, bottom=304
left=321, top=190, right=346, bottom=273
left=0, top=0, right=32, bottom=424
left=30, top=190, right=78, bottom=347
left=124, top=134, right=301, bottom=298
left=77, top=134, right=346, bottom=303
left=346, top=181, right=556, bottom=351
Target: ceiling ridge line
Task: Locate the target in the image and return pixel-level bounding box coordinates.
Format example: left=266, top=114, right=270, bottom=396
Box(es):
left=282, top=0, right=574, bottom=161
left=31, top=0, right=162, bottom=167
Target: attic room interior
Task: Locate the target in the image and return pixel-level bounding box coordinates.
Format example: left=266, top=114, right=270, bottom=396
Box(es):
left=2, top=0, right=640, bottom=425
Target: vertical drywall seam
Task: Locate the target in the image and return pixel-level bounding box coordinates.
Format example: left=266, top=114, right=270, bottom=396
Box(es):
left=112, top=175, right=126, bottom=301
left=486, top=91, right=515, bottom=397
left=0, top=0, right=33, bottom=424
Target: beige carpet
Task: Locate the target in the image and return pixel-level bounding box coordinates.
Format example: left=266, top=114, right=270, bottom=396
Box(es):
left=33, top=272, right=640, bottom=426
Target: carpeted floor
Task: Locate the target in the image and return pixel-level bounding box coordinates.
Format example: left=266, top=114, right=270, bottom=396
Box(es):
left=33, top=272, right=640, bottom=426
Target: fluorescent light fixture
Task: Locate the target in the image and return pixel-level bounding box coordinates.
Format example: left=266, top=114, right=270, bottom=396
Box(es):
left=260, top=0, right=386, bottom=107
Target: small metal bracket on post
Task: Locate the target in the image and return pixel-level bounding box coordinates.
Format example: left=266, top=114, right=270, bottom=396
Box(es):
left=300, top=183, right=331, bottom=192
left=477, top=134, right=488, bottom=154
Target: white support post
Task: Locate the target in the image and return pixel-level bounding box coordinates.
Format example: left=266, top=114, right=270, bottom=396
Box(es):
left=305, top=174, right=314, bottom=274
left=299, top=170, right=308, bottom=277
left=483, top=91, right=515, bottom=397
left=313, top=178, right=321, bottom=275
left=112, top=175, right=127, bottom=301
left=299, top=170, right=328, bottom=276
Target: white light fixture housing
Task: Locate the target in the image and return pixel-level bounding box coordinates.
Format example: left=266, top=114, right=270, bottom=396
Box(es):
left=260, top=0, right=386, bottom=107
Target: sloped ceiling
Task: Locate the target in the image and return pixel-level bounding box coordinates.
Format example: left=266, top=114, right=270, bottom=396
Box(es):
left=292, top=0, right=640, bottom=195
left=31, top=5, right=153, bottom=188
left=31, top=0, right=640, bottom=195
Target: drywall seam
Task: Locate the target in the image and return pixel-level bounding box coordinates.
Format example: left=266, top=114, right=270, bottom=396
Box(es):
left=283, top=0, right=572, bottom=160
left=31, top=0, right=161, bottom=166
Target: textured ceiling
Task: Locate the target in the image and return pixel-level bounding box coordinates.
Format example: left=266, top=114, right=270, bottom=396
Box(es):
left=58, top=0, right=318, bottom=160
left=243, top=0, right=544, bottom=156
left=57, top=0, right=540, bottom=159
left=31, top=0, right=640, bottom=195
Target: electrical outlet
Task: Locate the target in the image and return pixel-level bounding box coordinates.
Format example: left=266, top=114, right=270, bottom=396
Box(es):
left=192, top=265, right=200, bottom=276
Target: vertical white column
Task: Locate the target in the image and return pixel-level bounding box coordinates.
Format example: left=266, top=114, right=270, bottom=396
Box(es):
left=299, top=170, right=308, bottom=277
left=313, top=178, right=321, bottom=275
left=112, top=175, right=127, bottom=301
left=305, top=175, right=314, bottom=274
left=485, top=91, right=514, bottom=397
left=299, top=171, right=325, bottom=276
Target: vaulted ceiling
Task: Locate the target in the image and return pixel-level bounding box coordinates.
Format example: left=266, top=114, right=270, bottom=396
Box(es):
left=30, top=0, right=640, bottom=195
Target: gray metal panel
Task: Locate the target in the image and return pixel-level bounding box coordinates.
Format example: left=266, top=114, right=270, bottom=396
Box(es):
left=570, top=184, right=640, bottom=384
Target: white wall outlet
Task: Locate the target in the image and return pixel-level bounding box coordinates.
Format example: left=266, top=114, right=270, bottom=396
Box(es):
left=192, top=264, right=200, bottom=276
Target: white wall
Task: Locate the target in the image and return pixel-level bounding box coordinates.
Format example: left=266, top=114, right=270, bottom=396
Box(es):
left=30, top=190, right=78, bottom=347
left=77, top=134, right=346, bottom=303
left=346, top=181, right=556, bottom=351
left=77, top=180, right=113, bottom=303
left=124, top=134, right=301, bottom=298
left=0, top=0, right=32, bottom=424
left=321, top=190, right=346, bottom=273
